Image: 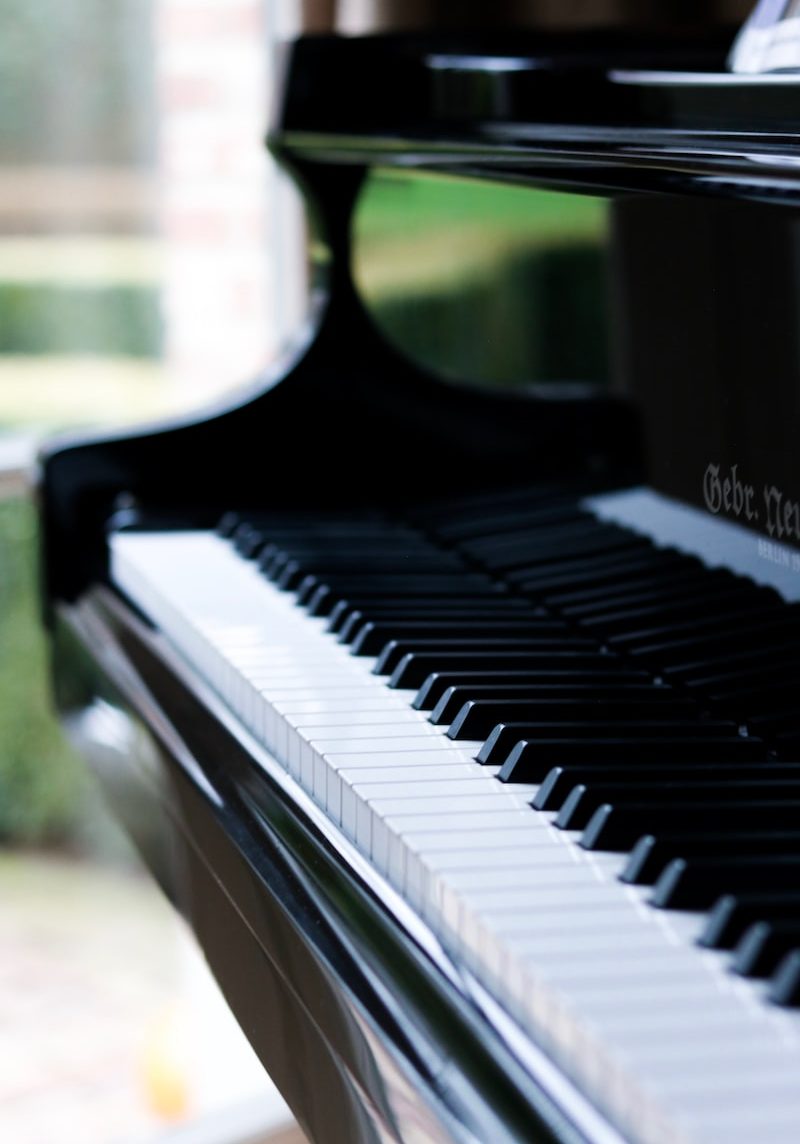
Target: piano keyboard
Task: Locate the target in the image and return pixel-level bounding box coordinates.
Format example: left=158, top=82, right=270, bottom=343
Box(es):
left=111, top=487, right=800, bottom=1144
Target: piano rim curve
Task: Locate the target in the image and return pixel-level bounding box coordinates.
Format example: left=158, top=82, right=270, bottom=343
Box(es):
left=54, top=584, right=624, bottom=1144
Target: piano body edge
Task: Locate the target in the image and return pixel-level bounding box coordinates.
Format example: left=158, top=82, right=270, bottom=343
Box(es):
left=53, top=585, right=604, bottom=1144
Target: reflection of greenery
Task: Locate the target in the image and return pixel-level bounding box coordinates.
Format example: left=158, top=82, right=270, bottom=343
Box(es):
left=0, top=283, right=160, bottom=358
left=373, top=243, right=608, bottom=387
left=357, top=171, right=605, bottom=243
left=0, top=497, right=86, bottom=844
left=356, top=172, right=609, bottom=387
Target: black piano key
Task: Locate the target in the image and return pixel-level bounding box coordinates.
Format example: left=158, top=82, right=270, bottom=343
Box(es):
left=483, top=718, right=741, bottom=768
left=768, top=950, right=800, bottom=1006
left=414, top=483, right=574, bottom=523
left=303, top=575, right=502, bottom=613
left=622, top=830, right=800, bottom=886
left=547, top=569, right=705, bottom=608
left=705, top=677, right=800, bottom=723
left=625, top=615, right=800, bottom=667
left=504, top=538, right=654, bottom=583
left=582, top=802, right=800, bottom=852
left=708, top=675, right=800, bottom=710
left=447, top=696, right=695, bottom=741
left=652, top=856, right=800, bottom=910
left=389, top=651, right=615, bottom=690
left=349, top=619, right=567, bottom=656
left=277, top=555, right=466, bottom=590
left=497, top=734, right=766, bottom=780
left=535, top=765, right=797, bottom=814
left=513, top=548, right=659, bottom=591
left=376, top=639, right=597, bottom=678
left=216, top=510, right=242, bottom=537
left=263, top=547, right=449, bottom=579
left=262, top=535, right=451, bottom=556
left=747, top=708, right=800, bottom=739
left=249, top=532, right=423, bottom=566
left=609, top=603, right=792, bottom=651
left=664, top=644, right=800, bottom=685
left=258, top=526, right=424, bottom=545
left=464, top=529, right=640, bottom=573
left=551, top=567, right=742, bottom=612
left=519, top=549, right=690, bottom=595
left=333, top=601, right=533, bottom=639
left=558, top=779, right=800, bottom=832
left=231, top=523, right=271, bottom=558
left=256, top=532, right=426, bottom=560
left=699, top=892, right=800, bottom=950
left=229, top=511, right=388, bottom=530
left=576, top=591, right=770, bottom=637
left=412, top=668, right=650, bottom=711
left=775, top=729, right=800, bottom=754
left=671, top=653, right=800, bottom=690
left=302, top=571, right=499, bottom=593
left=461, top=514, right=607, bottom=550
left=563, top=582, right=745, bottom=624
left=432, top=503, right=585, bottom=542
left=732, top=920, right=800, bottom=978
left=327, top=595, right=529, bottom=631
left=373, top=636, right=599, bottom=677
left=430, top=682, right=673, bottom=726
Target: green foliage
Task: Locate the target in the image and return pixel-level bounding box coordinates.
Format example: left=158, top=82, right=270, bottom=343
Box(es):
left=0, top=283, right=161, bottom=357
left=0, top=497, right=86, bottom=843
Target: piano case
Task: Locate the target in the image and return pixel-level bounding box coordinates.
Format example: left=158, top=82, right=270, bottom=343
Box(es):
left=38, top=22, right=800, bottom=1144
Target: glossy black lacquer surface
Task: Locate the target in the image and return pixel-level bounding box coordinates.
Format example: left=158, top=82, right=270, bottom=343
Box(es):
left=57, top=587, right=597, bottom=1144
left=40, top=32, right=800, bottom=611
left=37, top=26, right=800, bottom=1144
left=38, top=151, right=637, bottom=609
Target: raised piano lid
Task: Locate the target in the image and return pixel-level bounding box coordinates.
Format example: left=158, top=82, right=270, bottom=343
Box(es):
left=38, top=28, right=800, bottom=610
left=273, top=27, right=800, bottom=196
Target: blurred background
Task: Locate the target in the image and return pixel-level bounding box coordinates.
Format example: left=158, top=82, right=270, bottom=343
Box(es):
left=0, top=1, right=306, bottom=1141
left=0, top=0, right=615, bottom=1140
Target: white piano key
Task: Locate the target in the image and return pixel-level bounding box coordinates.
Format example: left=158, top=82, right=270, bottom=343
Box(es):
left=292, top=710, right=427, bottom=727
left=371, top=800, right=542, bottom=868
left=384, top=808, right=540, bottom=834
left=307, top=723, right=445, bottom=742
left=310, top=736, right=484, bottom=756
left=277, top=698, right=412, bottom=715
left=325, top=746, right=486, bottom=769
left=266, top=687, right=380, bottom=702
left=333, top=764, right=502, bottom=824
left=112, top=530, right=800, bottom=1144
left=365, top=792, right=538, bottom=820
left=342, top=776, right=505, bottom=842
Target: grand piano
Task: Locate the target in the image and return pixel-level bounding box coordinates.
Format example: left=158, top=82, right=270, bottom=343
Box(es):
left=38, top=4, right=800, bottom=1141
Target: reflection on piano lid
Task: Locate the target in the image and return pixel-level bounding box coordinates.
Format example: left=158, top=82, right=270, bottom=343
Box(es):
left=38, top=17, right=800, bottom=1144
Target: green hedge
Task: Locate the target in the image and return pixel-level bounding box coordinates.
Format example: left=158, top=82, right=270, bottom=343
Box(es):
left=0, top=496, right=86, bottom=843
left=0, top=282, right=161, bottom=357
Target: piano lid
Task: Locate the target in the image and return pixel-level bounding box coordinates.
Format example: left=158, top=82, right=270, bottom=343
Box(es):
left=271, top=19, right=800, bottom=204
